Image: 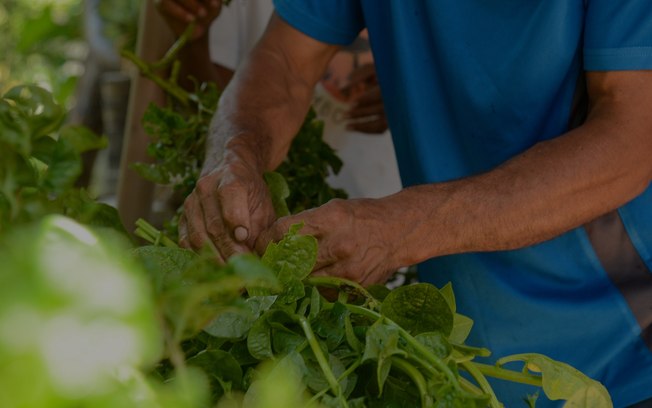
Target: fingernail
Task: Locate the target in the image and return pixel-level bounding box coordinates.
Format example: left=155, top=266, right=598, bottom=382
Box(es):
left=234, top=226, right=249, bottom=242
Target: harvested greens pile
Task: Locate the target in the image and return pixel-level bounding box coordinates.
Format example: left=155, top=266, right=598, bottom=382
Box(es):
left=0, top=26, right=613, bottom=408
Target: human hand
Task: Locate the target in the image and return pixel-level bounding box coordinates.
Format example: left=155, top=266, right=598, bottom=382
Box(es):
left=342, top=63, right=388, bottom=134
left=179, top=158, right=276, bottom=262
left=255, top=198, right=401, bottom=286
left=154, top=0, right=222, bottom=40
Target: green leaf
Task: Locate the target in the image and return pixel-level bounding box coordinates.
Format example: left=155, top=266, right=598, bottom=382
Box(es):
left=365, top=375, right=421, bottom=408
left=261, top=223, right=318, bottom=281
left=59, top=125, right=108, bottom=154
left=186, top=349, right=243, bottom=394
left=204, top=295, right=277, bottom=339
left=303, top=352, right=349, bottom=395
left=4, top=85, right=65, bottom=140
left=0, top=99, right=31, bottom=156
left=448, top=313, right=474, bottom=344
left=61, top=189, right=130, bottom=236
left=131, top=246, right=196, bottom=293
left=313, top=301, right=349, bottom=349
left=362, top=320, right=407, bottom=395
left=259, top=223, right=318, bottom=303
left=381, top=283, right=454, bottom=336
left=227, top=254, right=280, bottom=292
left=247, top=312, right=274, bottom=361
left=496, top=353, right=612, bottom=407
left=414, top=332, right=452, bottom=360
left=439, top=282, right=456, bottom=313
left=41, top=138, right=82, bottom=194
left=367, top=284, right=391, bottom=302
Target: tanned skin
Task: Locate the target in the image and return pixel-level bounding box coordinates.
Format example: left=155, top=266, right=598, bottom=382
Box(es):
left=180, top=13, right=652, bottom=286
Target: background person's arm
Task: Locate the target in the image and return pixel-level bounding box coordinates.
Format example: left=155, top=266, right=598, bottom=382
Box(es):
left=256, top=70, right=652, bottom=286
left=179, top=13, right=341, bottom=257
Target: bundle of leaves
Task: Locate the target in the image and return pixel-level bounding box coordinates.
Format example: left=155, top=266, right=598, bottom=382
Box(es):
left=0, top=84, right=125, bottom=235
left=132, top=219, right=612, bottom=408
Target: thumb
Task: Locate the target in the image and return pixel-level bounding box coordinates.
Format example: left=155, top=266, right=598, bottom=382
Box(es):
left=218, top=186, right=252, bottom=245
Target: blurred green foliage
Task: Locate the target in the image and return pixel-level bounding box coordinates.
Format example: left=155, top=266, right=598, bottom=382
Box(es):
left=99, top=0, right=142, bottom=53
left=0, top=0, right=141, bottom=107
left=0, top=0, right=84, bottom=105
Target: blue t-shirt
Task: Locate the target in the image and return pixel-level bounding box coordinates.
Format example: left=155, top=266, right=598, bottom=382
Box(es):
left=273, top=1, right=652, bottom=406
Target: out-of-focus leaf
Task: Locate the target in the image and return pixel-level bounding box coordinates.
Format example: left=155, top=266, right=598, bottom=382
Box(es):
left=59, top=125, right=108, bottom=154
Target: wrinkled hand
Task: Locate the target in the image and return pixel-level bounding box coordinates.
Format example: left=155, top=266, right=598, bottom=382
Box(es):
left=179, top=159, right=276, bottom=262
left=255, top=198, right=401, bottom=286
left=342, top=63, right=388, bottom=134
left=154, top=0, right=222, bottom=40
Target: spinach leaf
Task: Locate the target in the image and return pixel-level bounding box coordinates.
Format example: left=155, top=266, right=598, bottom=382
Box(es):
left=381, top=283, right=454, bottom=336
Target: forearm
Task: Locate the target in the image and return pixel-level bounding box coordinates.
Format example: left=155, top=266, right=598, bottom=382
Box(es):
left=202, top=14, right=338, bottom=175
left=388, top=73, right=652, bottom=266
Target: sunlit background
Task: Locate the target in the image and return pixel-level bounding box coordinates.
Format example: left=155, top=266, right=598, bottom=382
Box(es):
left=0, top=0, right=140, bottom=107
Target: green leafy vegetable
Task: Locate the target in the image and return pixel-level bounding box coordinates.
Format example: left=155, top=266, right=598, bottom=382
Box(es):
left=381, top=283, right=454, bottom=336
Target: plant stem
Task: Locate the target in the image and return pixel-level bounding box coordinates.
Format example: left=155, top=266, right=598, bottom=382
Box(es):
left=471, top=362, right=543, bottom=387
left=134, top=218, right=178, bottom=248
left=392, top=357, right=431, bottom=408
left=344, top=304, right=462, bottom=391
left=305, top=276, right=379, bottom=309
left=295, top=315, right=348, bottom=407
left=309, top=358, right=362, bottom=405
left=151, top=22, right=196, bottom=70
left=460, top=361, right=502, bottom=408
left=121, top=49, right=190, bottom=105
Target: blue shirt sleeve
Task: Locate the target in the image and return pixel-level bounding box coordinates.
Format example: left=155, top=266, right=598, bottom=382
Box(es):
left=584, top=0, right=652, bottom=70
left=273, top=0, right=364, bottom=46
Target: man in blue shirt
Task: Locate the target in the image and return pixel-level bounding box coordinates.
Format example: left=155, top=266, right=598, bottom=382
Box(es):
left=179, top=1, right=652, bottom=406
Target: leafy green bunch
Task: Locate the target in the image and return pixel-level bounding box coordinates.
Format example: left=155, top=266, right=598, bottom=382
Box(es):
left=132, top=214, right=612, bottom=408
left=0, top=85, right=125, bottom=235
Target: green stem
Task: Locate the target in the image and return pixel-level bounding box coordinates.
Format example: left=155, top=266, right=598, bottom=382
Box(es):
left=344, top=304, right=461, bottom=391
left=296, top=315, right=348, bottom=407
left=461, top=361, right=502, bottom=408
left=344, top=314, right=363, bottom=353
left=151, top=22, right=196, bottom=70
left=459, top=377, right=484, bottom=396
left=309, top=358, right=362, bottom=405
left=305, top=276, right=380, bottom=310
left=392, top=357, right=431, bottom=408
left=134, top=218, right=177, bottom=248
left=471, top=362, right=543, bottom=387
left=121, top=48, right=190, bottom=105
